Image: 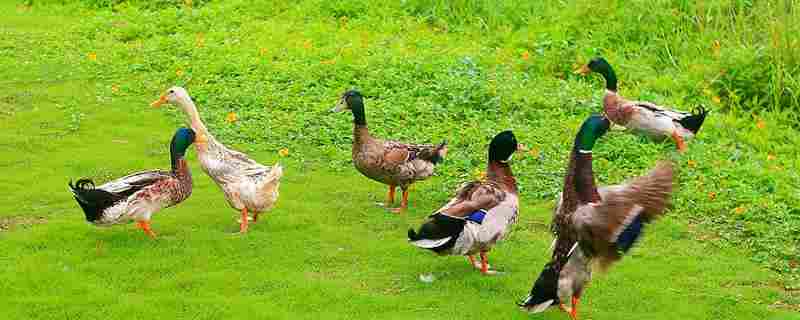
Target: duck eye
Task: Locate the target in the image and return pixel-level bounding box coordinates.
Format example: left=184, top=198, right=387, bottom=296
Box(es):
left=169, top=90, right=174, bottom=94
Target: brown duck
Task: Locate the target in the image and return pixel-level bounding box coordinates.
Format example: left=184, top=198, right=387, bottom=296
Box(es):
left=520, top=115, right=674, bottom=320
left=332, top=90, right=447, bottom=212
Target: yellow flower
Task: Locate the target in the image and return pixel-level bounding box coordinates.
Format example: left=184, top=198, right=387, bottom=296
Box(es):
left=708, top=192, right=717, bottom=201
left=176, top=68, right=184, bottom=77
left=528, top=148, right=540, bottom=158
left=303, top=40, right=313, bottom=50
left=225, top=112, right=238, bottom=123
left=521, top=50, right=530, bottom=61
left=111, top=84, right=120, bottom=93
left=734, top=206, right=746, bottom=215
left=473, top=168, right=486, bottom=181
left=712, top=96, right=721, bottom=104
left=87, top=52, right=97, bottom=61
left=321, top=58, right=336, bottom=65
left=278, top=148, right=289, bottom=157
left=259, top=48, right=268, bottom=56
left=687, top=159, right=697, bottom=168
left=756, top=119, right=766, bottom=129
left=767, top=153, right=776, bottom=161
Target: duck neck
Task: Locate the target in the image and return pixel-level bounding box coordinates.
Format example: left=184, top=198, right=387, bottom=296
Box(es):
left=169, top=143, right=191, bottom=180
left=351, top=102, right=370, bottom=144
left=599, top=65, right=618, bottom=92
left=487, top=161, right=517, bottom=194
left=177, top=97, right=209, bottom=138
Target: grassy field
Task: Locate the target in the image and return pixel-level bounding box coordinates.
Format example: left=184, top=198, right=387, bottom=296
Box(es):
left=1, top=0, right=799, bottom=319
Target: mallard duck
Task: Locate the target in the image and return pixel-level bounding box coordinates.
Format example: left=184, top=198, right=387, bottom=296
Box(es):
left=68, top=127, right=197, bottom=238
left=407, top=130, right=524, bottom=275
left=151, top=87, right=283, bottom=234
left=519, top=115, right=674, bottom=319
left=331, top=90, right=447, bottom=212
left=576, top=57, right=708, bottom=152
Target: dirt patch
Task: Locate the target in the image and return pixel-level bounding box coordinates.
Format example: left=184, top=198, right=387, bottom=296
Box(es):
left=0, top=215, right=47, bottom=232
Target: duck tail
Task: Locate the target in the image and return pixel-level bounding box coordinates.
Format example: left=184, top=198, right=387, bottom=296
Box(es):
left=429, top=140, right=448, bottom=164
left=68, top=178, right=111, bottom=222
left=518, top=263, right=560, bottom=313
left=407, top=228, right=420, bottom=241
left=677, top=106, right=708, bottom=134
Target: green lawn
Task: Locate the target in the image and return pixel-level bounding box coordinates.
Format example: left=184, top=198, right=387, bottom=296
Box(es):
left=1, top=1, right=798, bottom=319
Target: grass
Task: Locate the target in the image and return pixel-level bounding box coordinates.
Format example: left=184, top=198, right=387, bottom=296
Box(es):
left=1, top=0, right=798, bottom=318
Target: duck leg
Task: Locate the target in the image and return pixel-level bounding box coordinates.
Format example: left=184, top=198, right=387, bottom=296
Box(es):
left=671, top=131, right=687, bottom=153
left=479, top=251, right=499, bottom=275
left=570, top=296, right=579, bottom=320
left=386, top=184, right=396, bottom=206
left=136, top=220, right=157, bottom=239
left=388, top=187, right=408, bottom=213
left=467, top=255, right=480, bottom=269
left=239, top=208, right=249, bottom=233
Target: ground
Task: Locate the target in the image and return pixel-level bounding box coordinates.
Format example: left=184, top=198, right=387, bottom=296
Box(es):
left=0, top=1, right=798, bottom=319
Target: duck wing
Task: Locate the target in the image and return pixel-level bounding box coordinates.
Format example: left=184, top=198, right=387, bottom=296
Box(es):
left=572, top=162, right=673, bottom=270
left=436, top=181, right=506, bottom=218
left=97, top=170, right=174, bottom=196
left=381, top=140, right=447, bottom=166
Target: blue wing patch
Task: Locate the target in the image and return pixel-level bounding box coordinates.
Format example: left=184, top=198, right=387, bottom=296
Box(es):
left=616, top=213, right=644, bottom=253
left=465, top=209, right=488, bottom=224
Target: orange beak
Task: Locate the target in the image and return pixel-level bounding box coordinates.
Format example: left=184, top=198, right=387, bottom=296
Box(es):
left=150, top=94, right=167, bottom=108
left=517, top=143, right=528, bottom=153
left=573, top=64, right=591, bottom=76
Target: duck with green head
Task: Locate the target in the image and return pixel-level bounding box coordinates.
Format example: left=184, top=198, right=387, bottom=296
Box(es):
left=151, top=87, right=284, bottom=234
left=519, top=115, right=674, bottom=319
left=332, top=90, right=447, bottom=213
left=408, top=130, right=525, bottom=275
left=68, top=128, right=197, bottom=238
left=576, top=57, right=708, bottom=152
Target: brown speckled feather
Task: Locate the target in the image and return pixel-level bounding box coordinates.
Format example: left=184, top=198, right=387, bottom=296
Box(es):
left=352, top=126, right=444, bottom=188
left=573, top=161, right=674, bottom=270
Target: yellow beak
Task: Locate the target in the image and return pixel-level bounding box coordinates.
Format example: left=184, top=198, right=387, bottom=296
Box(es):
left=150, top=95, right=167, bottom=108
left=195, top=133, right=208, bottom=145
left=517, top=143, right=528, bottom=153
left=573, top=64, right=591, bottom=76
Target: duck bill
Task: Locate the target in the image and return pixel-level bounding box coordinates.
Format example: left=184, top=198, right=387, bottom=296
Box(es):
left=150, top=95, right=167, bottom=108
left=517, top=143, right=528, bottom=152
left=573, top=64, right=591, bottom=76
left=330, top=99, right=347, bottom=113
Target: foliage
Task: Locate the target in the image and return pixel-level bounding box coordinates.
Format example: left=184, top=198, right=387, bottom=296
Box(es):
left=1, top=0, right=799, bottom=317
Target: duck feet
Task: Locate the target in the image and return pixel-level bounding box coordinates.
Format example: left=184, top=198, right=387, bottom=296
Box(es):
left=239, top=208, right=249, bottom=234
left=469, top=252, right=502, bottom=275
left=136, top=220, right=157, bottom=239
left=671, top=131, right=687, bottom=153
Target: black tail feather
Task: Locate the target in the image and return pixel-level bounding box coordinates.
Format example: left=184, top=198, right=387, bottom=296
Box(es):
left=519, top=263, right=560, bottom=310
left=68, top=178, right=119, bottom=222
left=408, top=213, right=464, bottom=253
left=429, top=140, right=448, bottom=164
left=677, top=106, right=708, bottom=134
left=407, top=228, right=419, bottom=241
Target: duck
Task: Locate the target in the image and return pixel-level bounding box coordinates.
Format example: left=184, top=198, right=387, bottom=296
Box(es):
left=407, top=130, right=524, bottom=275
left=519, top=115, right=674, bottom=319
left=331, top=90, right=447, bottom=212
left=151, top=87, right=283, bottom=234
left=68, top=127, right=197, bottom=238
left=576, top=57, right=708, bottom=152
